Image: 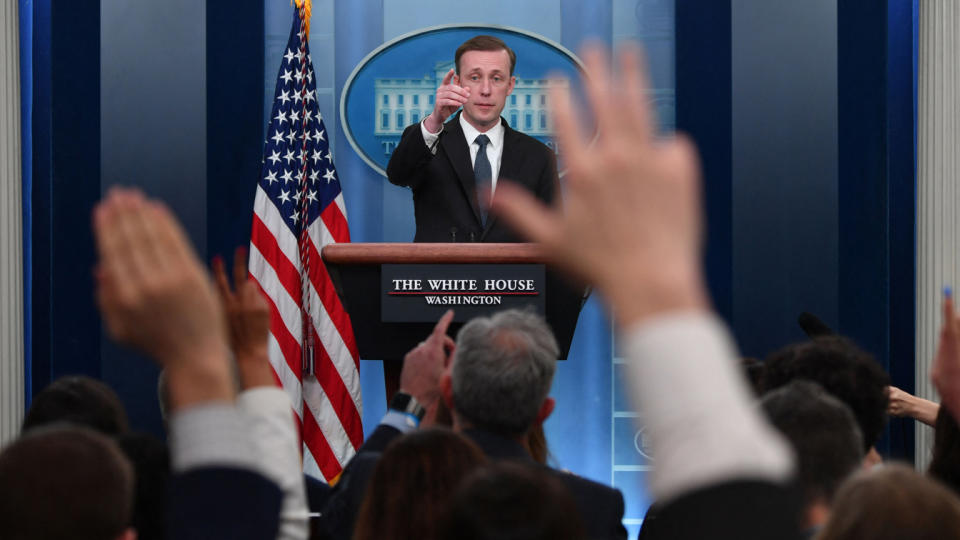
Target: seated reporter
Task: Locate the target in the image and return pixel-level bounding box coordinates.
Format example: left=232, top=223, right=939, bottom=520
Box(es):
left=320, top=309, right=627, bottom=540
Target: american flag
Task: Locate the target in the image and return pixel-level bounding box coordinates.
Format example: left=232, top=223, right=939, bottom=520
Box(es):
left=249, top=4, right=362, bottom=481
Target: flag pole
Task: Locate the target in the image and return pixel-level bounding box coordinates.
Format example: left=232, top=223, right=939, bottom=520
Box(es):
left=295, top=0, right=315, bottom=376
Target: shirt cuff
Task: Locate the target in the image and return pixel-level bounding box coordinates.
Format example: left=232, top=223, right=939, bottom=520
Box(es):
left=237, top=386, right=291, bottom=415
left=380, top=410, right=420, bottom=433
left=421, top=118, right=442, bottom=154
left=169, top=402, right=259, bottom=473
left=622, top=311, right=794, bottom=502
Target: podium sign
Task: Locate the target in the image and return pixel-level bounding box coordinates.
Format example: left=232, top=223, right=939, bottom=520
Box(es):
left=321, top=243, right=584, bottom=362
left=381, top=264, right=545, bottom=322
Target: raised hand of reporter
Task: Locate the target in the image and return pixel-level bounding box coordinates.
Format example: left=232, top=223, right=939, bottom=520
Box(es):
left=491, top=45, right=707, bottom=326
left=933, top=293, right=960, bottom=421
left=400, top=309, right=456, bottom=424
left=212, top=247, right=274, bottom=389
left=93, top=188, right=233, bottom=410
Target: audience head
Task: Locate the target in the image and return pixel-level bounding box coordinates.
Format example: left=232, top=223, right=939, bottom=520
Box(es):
left=22, top=375, right=129, bottom=436
left=353, top=428, right=487, bottom=540
left=449, top=309, right=558, bottom=436
left=818, top=463, right=960, bottom=540
left=929, top=405, right=960, bottom=497
left=762, top=336, right=890, bottom=452
left=440, top=462, right=585, bottom=540
left=760, top=380, right=863, bottom=525
left=0, top=425, right=135, bottom=540
left=117, top=432, right=170, bottom=540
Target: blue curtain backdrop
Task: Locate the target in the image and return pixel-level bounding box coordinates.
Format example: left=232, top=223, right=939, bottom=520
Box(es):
left=19, top=0, right=33, bottom=404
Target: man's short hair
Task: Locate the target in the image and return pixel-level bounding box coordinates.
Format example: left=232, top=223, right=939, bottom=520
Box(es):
left=761, top=380, right=863, bottom=505
left=455, top=35, right=517, bottom=76
left=0, top=425, right=134, bottom=540
left=761, top=336, right=890, bottom=452
left=22, top=375, right=129, bottom=436
left=452, top=309, right=558, bottom=435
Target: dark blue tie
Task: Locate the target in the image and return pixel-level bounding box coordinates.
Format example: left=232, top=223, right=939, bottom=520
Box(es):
left=474, top=134, right=492, bottom=225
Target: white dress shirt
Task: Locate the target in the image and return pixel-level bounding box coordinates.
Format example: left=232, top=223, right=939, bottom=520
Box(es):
left=421, top=115, right=506, bottom=193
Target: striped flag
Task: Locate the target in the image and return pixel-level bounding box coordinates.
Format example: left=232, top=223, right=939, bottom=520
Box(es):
left=249, top=1, right=362, bottom=481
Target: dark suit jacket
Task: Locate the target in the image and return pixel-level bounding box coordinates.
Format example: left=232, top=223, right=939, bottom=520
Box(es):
left=316, top=424, right=627, bottom=540
left=386, top=114, right=558, bottom=243
left=166, top=467, right=282, bottom=540
left=636, top=480, right=803, bottom=540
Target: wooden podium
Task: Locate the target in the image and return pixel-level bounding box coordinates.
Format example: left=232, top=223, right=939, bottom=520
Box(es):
left=321, top=243, right=587, bottom=398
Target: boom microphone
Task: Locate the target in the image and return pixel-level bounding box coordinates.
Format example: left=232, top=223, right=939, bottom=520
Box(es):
left=797, top=312, right=835, bottom=338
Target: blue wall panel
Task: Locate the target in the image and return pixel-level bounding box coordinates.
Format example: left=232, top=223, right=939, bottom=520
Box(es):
left=676, top=0, right=731, bottom=323
left=731, top=0, right=839, bottom=358
left=99, top=0, right=209, bottom=438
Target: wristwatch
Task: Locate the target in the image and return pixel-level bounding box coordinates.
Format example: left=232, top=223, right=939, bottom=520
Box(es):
left=390, top=391, right=426, bottom=422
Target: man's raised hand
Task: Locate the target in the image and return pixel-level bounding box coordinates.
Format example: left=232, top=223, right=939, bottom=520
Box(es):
left=491, top=44, right=708, bottom=327
left=424, top=68, right=469, bottom=133
left=93, top=188, right=233, bottom=410
left=399, top=309, right=456, bottom=424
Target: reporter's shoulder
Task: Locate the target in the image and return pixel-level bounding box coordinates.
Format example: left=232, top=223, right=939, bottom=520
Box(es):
left=551, top=466, right=624, bottom=499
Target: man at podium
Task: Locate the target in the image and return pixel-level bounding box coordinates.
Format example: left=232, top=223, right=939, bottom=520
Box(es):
left=386, top=35, right=559, bottom=243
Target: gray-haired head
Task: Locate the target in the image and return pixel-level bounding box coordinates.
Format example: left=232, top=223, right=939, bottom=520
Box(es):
left=451, top=309, right=559, bottom=435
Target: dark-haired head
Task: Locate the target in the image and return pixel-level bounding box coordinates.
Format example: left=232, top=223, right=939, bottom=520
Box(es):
left=439, top=462, right=584, bottom=540
left=762, top=336, right=889, bottom=452
left=0, top=425, right=135, bottom=540
left=22, top=375, right=129, bottom=436
left=761, top=380, right=863, bottom=518
left=353, top=428, right=487, bottom=540
left=117, top=432, right=170, bottom=540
